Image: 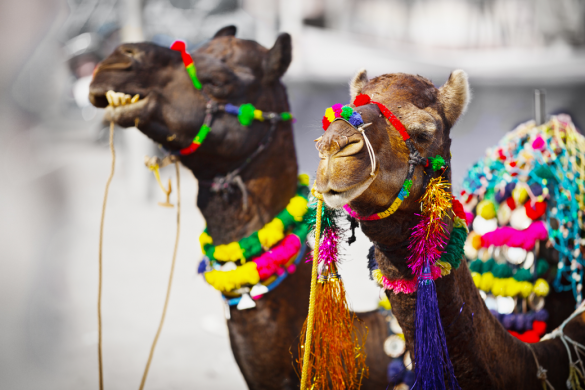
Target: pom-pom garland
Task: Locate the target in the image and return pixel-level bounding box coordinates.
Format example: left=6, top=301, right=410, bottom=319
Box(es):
left=201, top=183, right=309, bottom=262
left=200, top=178, right=310, bottom=300
left=461, top=115, right=585, bottom=305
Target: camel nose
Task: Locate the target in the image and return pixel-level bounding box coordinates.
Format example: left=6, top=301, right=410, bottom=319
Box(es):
left=316, top=125, right=364, bottom=159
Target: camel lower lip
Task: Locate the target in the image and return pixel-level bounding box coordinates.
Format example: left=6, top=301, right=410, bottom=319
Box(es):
left=322, top=174, right=376, bottom=208
left=103, top=96, right=148, bottom=123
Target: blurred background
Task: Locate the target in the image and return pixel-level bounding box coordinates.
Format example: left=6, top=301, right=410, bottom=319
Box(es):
left=1, top=0, right=585, bottom=388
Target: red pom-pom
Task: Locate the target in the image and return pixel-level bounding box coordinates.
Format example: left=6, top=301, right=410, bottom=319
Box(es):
left=519, top=330, right=540, bottom=343
left=506, top=196, right=516, bottom=210
left=353, top=94, right=371, bottom=106
left=170, top=40, right=186, bottom=52
left=532, top=320, right=547, bottom=336
left=525, top=201, right=547, bottom=220
left=322, top=116, right=331, bottom=131
left=452, top=197, right=466, bottom=220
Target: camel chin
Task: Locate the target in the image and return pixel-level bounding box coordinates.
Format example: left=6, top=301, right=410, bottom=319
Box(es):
left=322, top=173, right=376, bottom=209
left=103, top=93, right=149, bottom=127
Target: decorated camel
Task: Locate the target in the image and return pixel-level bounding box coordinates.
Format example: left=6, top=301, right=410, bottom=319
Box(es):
left=313, top=69, right=585, bottom=389
left=89, top=27, right=390, bottom=389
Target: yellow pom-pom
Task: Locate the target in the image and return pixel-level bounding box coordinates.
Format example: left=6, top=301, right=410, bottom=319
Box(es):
left=471, top=272, right=482, bottom=288
left=491, top=278, right=506, bottom=296
left=213, top=242, right=245, bottom=262
left=506, top=278, right=522, bottom=296
left=513, top=186, right=528, bottom=205
left=480, top=272, right=494, bottom=292
left=436, top=260, right=452, bottom=276
left=454, top=216, right=469, bottom=232
left=253, top=109, right=264, bottom=121
left=520, top=281, right=533, bottom=298
left=372, top=269, right=385, bottom=288
left=378, top=295, right=391, bottom=310
left=199, top=231, right=213, bottom=252
left=298, top=173, right=310, bottom=186
left=204, top=262, right=260, bottom=293
left=534, top=279, right=550, bottom=296
left=325, top=107, right=336, bottom=122
left=286, top=196, right=308, bottom=222
left=476, top=200, right=496, bottom=220
left=258, top=218, right=285, bottom=248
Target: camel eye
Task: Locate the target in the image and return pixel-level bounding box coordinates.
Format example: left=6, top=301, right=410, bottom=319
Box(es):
left=413, top=132, right=431, bottom=144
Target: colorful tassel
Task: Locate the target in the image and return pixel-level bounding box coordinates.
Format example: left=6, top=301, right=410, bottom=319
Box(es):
left=299, top=192, right=368, bottom=390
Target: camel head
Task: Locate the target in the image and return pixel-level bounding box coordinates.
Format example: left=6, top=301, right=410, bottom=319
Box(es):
left=89, top=26, right=292, bottom=177
left=315, top=70, right=470, bottom=219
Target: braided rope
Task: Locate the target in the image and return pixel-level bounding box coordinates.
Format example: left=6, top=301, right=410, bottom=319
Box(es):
left=97, top=121, right=116, bottom=390
left=300, top=188, right=323, bottom=390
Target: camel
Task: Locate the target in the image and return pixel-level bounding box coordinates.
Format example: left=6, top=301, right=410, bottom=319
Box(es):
left=89, top=27, right=390, bottom=389
left=314, top=69, right=585, bottom=389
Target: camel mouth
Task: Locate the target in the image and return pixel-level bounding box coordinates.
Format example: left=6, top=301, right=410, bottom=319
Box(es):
left=102, top=91, right=149, bottom=125
left=322, top=172, right=377, bottom=209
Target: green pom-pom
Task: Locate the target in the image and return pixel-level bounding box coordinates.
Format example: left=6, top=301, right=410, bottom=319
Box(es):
left=492, top=263, right=513, bottom=279
left=469, top=259, right=484, bottom=274
left=482, top=258, right=496, bottom=273
left=429, top=155, right=446, bottom=171
left=536, top=259, right=550, bottom=277
left=513, top=268, right=532, bottom=282
left=341, top=106, right=353, bottom=120
left=238, top=103, right=256, bottom=126
left=304, top=199, right=344, bottom=236
left=281, top=112, right=292, bottom=121
left=404, top=179, right=413, bottom=191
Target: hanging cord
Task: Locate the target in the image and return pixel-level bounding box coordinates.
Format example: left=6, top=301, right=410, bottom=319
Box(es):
left=300, top=187, right=323, bottom=390
left=540, top=300, right=585, bottom=390
left=138, top=161, right=181, bottom=390
left=527, top=344, right=556, bottom=390
left=98, top=121, right=116, bottom=390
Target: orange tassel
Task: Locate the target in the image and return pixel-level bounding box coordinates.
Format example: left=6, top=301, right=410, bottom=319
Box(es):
left=298, top=263, right=368, bottom=389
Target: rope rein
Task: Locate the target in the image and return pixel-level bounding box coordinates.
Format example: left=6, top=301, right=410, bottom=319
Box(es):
left=138, top=161, right=181, bottom=390
left=97, top=121, right=116, bottom=390
left=299, top=188, right=323, bottom=390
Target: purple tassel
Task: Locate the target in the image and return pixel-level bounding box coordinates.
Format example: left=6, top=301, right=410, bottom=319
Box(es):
left=413, top=264, right=460, bottom=390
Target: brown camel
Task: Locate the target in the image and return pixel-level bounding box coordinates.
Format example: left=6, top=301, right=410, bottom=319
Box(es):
left=89, top=27, right=390, bottom=389
left=315, top=69, right=585, bottom=389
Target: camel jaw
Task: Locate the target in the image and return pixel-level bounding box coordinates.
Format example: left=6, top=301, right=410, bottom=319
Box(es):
left=322, top=174, right=376, bottom=209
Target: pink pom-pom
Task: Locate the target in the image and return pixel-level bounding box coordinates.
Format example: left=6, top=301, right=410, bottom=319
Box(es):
left=287, top=264, right=297, bottom=274
left=253, top=234, right=301, bottom=279
left=480, top=221, right=547, bottom=251
left=532, top=135, right=545, bottom=150
left=332, top=103, right=343, bottom=117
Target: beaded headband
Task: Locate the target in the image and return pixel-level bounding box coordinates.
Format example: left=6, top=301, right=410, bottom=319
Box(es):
left=323, top=94, right=447, bottom=220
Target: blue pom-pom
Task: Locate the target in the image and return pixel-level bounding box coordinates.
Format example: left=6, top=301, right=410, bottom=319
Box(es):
left=535, top=309, right=549, bottom=322
left=197, top=258, right=208, bottom=274
left=502, top=314, right=515, bottom=330
left=387, top=359, right=405, bottom=383
left=403, top=370, right=416, bottom=387
left=525, top=312, right=535, bottom=330
left=225, top=103, right=239, bottom=115
left=348, top=111, right=363, bottom=127
left=530, top=183, right=543, bottom=197
left=515, top=314, right=526, bottom=332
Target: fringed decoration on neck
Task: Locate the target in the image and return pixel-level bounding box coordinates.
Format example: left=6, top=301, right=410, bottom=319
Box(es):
left=409, top=177, right=460, bottom=390
left=298, top=194, right=368, bottom=390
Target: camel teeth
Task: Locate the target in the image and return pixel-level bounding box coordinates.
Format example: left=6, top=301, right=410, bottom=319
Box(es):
left=131, top=94, right=140, bottom=103
left=106, top=90, right=114, bottom=106
left=106, top=91, right=141, bottom=107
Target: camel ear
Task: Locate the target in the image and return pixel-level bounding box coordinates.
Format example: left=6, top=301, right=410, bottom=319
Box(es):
left=263, top=33, right=292, bottom=83
left=213, top=25, right=237, bottom=38
left=438, top=69, right=470, bottom=126
left=349, top=68, right=368, bottom=103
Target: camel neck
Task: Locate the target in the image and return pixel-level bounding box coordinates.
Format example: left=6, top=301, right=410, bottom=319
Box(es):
left=367, top=216, right=552, bottom=389
left=185, top=123, right=298, bottom=246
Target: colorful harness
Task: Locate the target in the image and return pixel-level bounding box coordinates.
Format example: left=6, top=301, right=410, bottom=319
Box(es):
left=321, top=93, right=447, bottom=220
